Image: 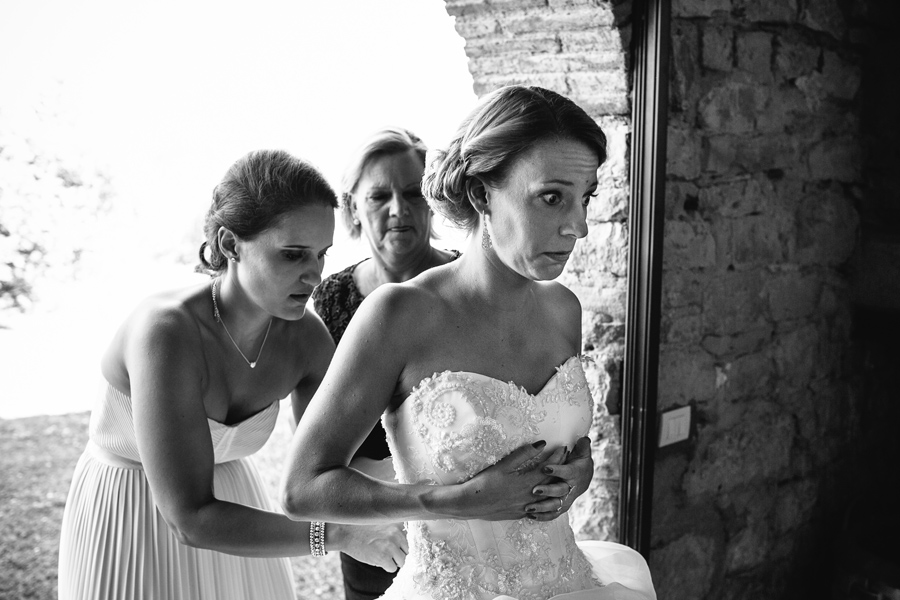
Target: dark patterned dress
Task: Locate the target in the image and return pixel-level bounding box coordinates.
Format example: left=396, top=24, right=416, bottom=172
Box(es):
left=311, top=253, right=459, bottom=600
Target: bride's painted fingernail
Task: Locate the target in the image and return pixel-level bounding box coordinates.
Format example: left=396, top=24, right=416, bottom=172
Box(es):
left=533, top=487, right=545, bottom=495
left=542, top=466, right=554, bottom=475
left=532, top=440, right=547, bottom=449
left=526, top=513, right=538, bottom=520
left=526, top=506, right=536, bottom=513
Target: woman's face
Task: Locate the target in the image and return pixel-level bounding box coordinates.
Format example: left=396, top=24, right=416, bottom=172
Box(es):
left=352, top=149, right=432, bottom=266
left=483, top=137, right=599, bottom=281
left=234, top=203, right=334, bottom=320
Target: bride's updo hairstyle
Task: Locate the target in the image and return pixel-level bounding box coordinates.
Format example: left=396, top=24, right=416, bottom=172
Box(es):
left=197, top=149, right=337, bottom=274
left=423, top=85, right=607, bottom=233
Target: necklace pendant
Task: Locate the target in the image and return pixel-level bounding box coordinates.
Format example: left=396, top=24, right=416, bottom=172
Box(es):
left=211, top=279, right=271, bottom=371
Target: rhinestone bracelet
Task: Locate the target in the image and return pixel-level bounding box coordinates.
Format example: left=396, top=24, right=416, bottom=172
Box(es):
left=309, top=521, right=327, bottom=557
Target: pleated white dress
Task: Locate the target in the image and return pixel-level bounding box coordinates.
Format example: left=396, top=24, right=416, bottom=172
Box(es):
left=58, top=380, right=294, bottom=600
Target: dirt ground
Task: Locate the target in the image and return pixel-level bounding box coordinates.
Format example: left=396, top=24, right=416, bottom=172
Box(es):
left=0, top=407, right=344, bottom=600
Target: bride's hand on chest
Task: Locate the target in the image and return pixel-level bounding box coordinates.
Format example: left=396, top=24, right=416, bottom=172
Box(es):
left=445, top=441, right=569, bottom=521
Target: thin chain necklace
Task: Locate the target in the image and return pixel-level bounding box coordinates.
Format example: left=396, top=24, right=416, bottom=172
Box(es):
left=210, top=278, right=272, bottom=369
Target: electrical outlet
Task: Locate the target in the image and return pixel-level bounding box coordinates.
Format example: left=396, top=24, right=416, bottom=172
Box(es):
left=659, top=405, right=691, bottom=447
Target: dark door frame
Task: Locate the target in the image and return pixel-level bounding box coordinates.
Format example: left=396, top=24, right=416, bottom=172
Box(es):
left=619, top=0, right=670, bottom=557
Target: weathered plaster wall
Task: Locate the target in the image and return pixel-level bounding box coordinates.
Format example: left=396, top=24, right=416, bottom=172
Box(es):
left=443, top=0, right=634, bottom=541
left=651, top=1, right=886, bottom=598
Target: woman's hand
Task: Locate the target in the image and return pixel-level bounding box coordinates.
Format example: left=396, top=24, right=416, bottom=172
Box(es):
left=444, top=440, right=568, bottom=521
left=524, top=436, right=594, bottom=521
left=331, top=522, right=408, bottom=573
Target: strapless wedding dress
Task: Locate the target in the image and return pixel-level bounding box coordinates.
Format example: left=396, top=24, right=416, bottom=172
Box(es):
left=381, top=356, right=656, bottom=600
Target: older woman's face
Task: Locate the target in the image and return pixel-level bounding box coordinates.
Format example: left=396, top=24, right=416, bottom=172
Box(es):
left=352, top=150, right=431, bottom=266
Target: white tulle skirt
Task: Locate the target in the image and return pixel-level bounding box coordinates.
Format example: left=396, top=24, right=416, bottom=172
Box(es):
left=491, top=540, right=656, bottom=600
left=57, top=443, right=294, bottom=600
left=549, top=540, right=657, bottom=600
left=381, top=537, right=656, bottom=600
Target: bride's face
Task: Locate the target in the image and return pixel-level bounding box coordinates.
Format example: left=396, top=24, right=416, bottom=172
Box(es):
left=483, top=137, right=599, bottom=281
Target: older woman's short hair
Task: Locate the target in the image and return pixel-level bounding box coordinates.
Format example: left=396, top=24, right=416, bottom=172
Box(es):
left=422, top=86, right=607, bottom=233
left=339, top=127, right=428, bottom=238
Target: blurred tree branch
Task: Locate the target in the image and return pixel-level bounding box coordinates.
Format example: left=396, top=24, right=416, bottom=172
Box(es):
left=0, top=106, right=115, bottom=312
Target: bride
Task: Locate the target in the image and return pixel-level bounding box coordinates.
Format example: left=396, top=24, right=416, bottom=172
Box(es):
left=281, top=85, right=656, bottom=600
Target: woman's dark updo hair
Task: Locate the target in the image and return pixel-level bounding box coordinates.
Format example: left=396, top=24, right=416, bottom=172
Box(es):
left=422, top=85, right=607, bottom=233
left=197, top=149, right=338, bottom=274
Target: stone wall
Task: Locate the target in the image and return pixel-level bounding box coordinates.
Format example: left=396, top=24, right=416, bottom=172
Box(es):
left=651, top=1, right=882, bottom=598
left=442, top=1, right=898, bottom=598
left=443, top=0, right=634, bottom=541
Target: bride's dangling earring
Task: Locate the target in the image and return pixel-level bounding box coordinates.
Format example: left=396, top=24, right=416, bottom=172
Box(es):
left=481, top=214, right=492, bottom=250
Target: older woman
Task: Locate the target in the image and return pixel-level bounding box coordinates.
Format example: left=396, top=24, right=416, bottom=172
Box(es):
left=313, top=127, right=458, bottom=350
left=312, top=128, right=460, bottom=599
left=284, top=88, right=655, bottom=599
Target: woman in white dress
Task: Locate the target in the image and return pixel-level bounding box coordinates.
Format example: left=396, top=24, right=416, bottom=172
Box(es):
left=281, top=86, right=657, bottom=599
left=57, top=150, right=407, bottom=600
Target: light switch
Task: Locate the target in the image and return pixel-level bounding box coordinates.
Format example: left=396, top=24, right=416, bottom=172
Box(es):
left=658, top=405, right=691, bottom=447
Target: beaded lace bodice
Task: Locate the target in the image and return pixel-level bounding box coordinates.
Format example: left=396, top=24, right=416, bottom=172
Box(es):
left=381, top=356, right=601, bottom=600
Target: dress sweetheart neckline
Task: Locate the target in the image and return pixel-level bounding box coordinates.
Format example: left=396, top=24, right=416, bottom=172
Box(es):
left=101, top=378, right=278, bottom=429
left=406, top=354, right=582, bottom=401
left=206, top=398, right=279, bottom=428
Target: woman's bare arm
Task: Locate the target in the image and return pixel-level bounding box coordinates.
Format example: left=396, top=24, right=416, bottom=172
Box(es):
left=280, top=283, right=557, bottom=525
left=290, top=311, right=335, bottom=429
left=125, top=302, right=403, bottom=567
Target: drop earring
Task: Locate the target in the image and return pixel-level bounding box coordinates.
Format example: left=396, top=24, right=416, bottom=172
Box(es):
left=481, top=214, right=492, bottom=250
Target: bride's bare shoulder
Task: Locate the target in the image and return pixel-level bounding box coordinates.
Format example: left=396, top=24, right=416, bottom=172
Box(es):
left=357, top=275, right=450, bottom=327
left=536, top=281, right=583, bottom=346
left=538, top=280, right=582, bottom=312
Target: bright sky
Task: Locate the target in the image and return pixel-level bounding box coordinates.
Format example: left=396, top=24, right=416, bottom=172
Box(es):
left=0, top=0, right=476, bottom=418
left=0, top=0, right=476, bottom=245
